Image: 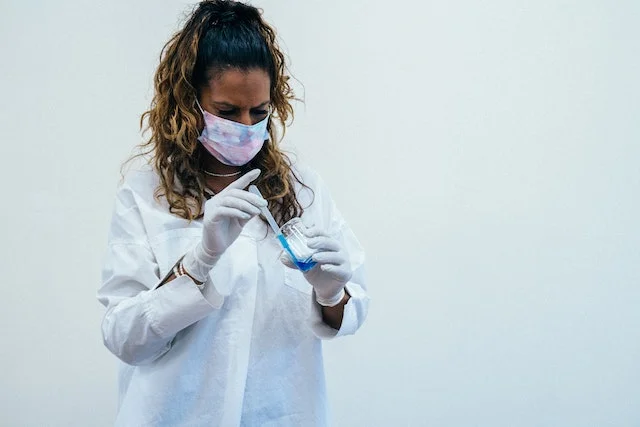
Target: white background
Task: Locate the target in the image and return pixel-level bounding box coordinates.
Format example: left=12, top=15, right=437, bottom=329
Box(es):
left=1, top=1, right=639, bottom=426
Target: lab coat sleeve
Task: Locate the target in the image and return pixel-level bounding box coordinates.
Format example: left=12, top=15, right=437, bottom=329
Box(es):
left=308, top=223, right=369, bottom=339
left=302, top=171, right=370, bottom=339
left=98, top=182, right=219, bottom=366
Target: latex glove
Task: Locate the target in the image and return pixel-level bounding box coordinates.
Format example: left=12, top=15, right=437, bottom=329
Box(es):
left=281, top=226, right=352, bottom=306
left=183, top=169, right=266, bottom=282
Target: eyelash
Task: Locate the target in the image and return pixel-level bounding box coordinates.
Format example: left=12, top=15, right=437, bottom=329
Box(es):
left=219, top=110, right=268, bottom=116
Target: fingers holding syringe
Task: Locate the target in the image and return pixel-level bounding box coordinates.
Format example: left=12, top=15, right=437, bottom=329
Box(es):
left=223, top=189, right=268, bottom=209
left=213, top=206, right=256, bottom=221
left=205, top=194, right=265, bottom=223
left=219, top=196, right=263, bottom=217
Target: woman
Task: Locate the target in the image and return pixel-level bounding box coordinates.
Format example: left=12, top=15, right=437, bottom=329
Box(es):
left=98, top=1, right=369, bottom=425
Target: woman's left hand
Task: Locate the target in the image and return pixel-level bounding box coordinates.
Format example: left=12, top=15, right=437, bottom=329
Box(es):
left=281, top=226, right=352, bottom=306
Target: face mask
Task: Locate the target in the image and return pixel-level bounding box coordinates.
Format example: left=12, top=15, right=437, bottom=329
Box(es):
left=196, top=100, right=270, bottom=166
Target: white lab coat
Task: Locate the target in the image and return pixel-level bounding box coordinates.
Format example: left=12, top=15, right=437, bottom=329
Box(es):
left=98, top=163, right=369, bottom=427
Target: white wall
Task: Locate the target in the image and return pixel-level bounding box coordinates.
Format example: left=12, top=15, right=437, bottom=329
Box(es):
left=1, top=1, right=638, bottom=426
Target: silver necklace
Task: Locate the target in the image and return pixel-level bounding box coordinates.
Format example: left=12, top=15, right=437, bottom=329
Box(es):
left=203, top=169, right=242, bottom=177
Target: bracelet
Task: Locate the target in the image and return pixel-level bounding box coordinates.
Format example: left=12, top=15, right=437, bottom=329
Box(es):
left=173, top=260, right=205, bottom=288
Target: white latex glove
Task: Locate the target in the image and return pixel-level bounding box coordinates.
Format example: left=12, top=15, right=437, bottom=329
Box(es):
left=183, top=169, right=266, bottom=282
left=280, top=226, right=352, bottom=306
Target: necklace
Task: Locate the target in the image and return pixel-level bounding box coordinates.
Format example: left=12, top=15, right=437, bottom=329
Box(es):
left=203, top=169, right=242, bottom=177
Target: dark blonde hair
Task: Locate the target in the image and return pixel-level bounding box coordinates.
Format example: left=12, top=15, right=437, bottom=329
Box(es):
left=127, top=0, right=305, bottom=224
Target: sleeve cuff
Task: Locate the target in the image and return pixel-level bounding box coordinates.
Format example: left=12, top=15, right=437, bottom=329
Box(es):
left=143, top=275, right=222, bottom=340
left=309, top=282, right=370, bottom=340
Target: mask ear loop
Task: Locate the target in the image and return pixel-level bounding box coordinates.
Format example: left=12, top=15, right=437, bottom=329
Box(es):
left=194, top=98, right=206, bottom=114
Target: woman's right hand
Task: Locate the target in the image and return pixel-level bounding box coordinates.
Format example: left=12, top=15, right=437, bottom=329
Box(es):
left=201, top=169, right=265, bottom=258
left=182, top=169, right=265, bottom=282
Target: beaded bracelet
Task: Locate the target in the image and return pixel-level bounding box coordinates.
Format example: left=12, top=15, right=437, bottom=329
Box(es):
left=173, top=260, right=205, bottom=289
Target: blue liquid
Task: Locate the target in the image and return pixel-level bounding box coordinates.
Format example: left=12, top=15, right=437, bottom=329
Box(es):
left=277, top=234, right=317, bottom=272
left=294, top=259, right=317, bottom=272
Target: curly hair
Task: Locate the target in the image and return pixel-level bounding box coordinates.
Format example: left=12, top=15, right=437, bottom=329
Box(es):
left=126, top=0, right=306, bottom=225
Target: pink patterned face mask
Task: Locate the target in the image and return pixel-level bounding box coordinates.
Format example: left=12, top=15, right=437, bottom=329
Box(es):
left=196, top=100, right=270, bottom=166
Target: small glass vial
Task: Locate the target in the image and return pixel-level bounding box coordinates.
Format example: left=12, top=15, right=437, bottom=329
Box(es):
left=278, top=217, right=317, bottom=272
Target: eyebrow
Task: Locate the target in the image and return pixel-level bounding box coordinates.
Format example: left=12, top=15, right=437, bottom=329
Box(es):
left=212, top=101, right=270, bottom=109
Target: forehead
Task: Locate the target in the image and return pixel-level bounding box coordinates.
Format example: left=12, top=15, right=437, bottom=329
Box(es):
left=203, top=68, right=271, bottom=106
